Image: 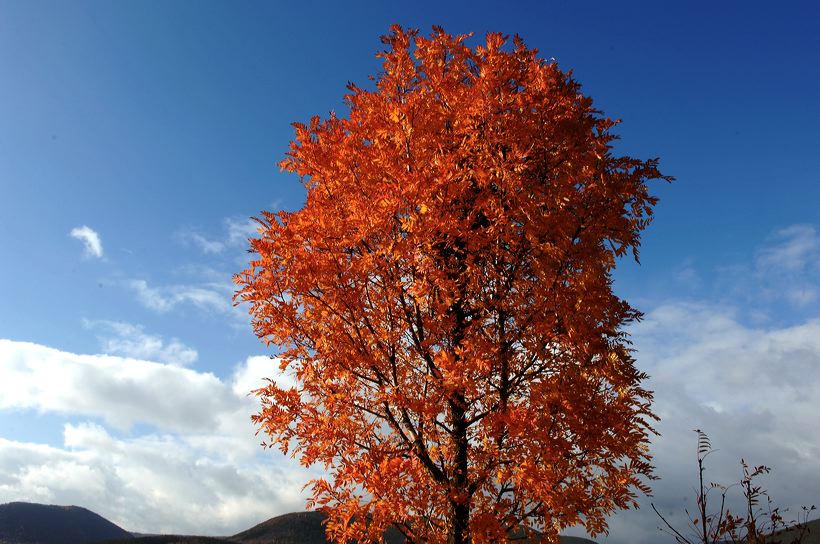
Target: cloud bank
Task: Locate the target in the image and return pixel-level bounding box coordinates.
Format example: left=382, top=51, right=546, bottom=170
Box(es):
left=0, top=340, right=313, bottom=535
left=85, top=320, right=198, bottom=367
left=0, top=429, right=307, bottom=536
left=619, top=306, right=820, bottom=537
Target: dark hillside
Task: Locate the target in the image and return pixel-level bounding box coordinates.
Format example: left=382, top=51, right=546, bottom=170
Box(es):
left=103, top=537, right=236, bottom=544
left=231, top=511, right=410, bottom=544
left=763, top=517, right=820, bottom=544
left=0, top=501, right=133, bottom=544
left=232, top=511, right=596, bottom=544
left=231, top=511, right=328, bottom=543
left=0, top=501, right=603, bottom=544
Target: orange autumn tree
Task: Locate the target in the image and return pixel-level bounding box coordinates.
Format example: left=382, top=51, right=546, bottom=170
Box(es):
left=235, top=26, right=669, bottom=544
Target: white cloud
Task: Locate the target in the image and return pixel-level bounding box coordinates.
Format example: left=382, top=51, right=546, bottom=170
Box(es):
left=755, top=224, right=819, bottom=307
left=0, top=339, right=235, bottom=432
left=0, top=341, right=313, bottom=535
left=84, top=320, right=198, bottom=367
left=0, top=429, right=308, bottom=536
left=672, top=257, right=700, bottom=289
left=69, top=225, right=103, bottom=258
left=587, top=303, right=820, bottom=544
left=185, top=232, right=226, bottom=254
left=757, top=224, right=819, bottom=272
left=177, top=217, right=259, bottom=256
left=164, top=216, right=262, bottom=323
left=231, top=355, right=298, bottom=398
left=225, top=217, right=259, bottom=247
left=128, top=279, right=232, bottom=314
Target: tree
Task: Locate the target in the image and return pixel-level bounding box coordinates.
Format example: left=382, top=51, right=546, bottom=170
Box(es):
left=235, top=25, right=670, bottom=544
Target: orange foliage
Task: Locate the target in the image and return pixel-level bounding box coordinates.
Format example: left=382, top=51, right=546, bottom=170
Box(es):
left=235, top=25, right=670, bottom=544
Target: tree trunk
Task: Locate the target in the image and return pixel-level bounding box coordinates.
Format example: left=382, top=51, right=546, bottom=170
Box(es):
left=444, top=230, right=472, bottom=544
left=447, top=498, right=471, bottom=544
left=447, top=394, right=471, bottom=544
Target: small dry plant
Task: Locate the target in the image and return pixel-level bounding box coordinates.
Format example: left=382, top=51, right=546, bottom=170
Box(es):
left=652, top=429, right=815, bottom=544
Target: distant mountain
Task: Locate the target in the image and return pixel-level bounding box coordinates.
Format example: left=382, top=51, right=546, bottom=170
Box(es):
left=0, top=501, right=602, bottom=543
left=230, top=511, right=595, bottom=544
left=231, top=511, right=327, bottom=543
left=101, top=509, right=596, bottom=544
left=103, top=537, right=235, bottom=544
left=0, top=501, right=133, bottom=544
left=231, top=511, right=332, bottom=544
left=231, top=511, right=405, bottom=544
left=11, top=499, right=820, bottom=544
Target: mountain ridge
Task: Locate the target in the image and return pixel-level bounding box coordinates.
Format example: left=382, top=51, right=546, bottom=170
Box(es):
left=0, top=501, right=133, bottom=544
left=1, top=501, right=601, bottom=543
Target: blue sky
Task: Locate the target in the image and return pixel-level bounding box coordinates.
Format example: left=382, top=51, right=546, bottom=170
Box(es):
left=1, top=1, right=818, bottom=542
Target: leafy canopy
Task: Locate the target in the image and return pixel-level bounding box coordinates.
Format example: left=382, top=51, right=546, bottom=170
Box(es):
left=235, top=25, right=670, bottom=544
